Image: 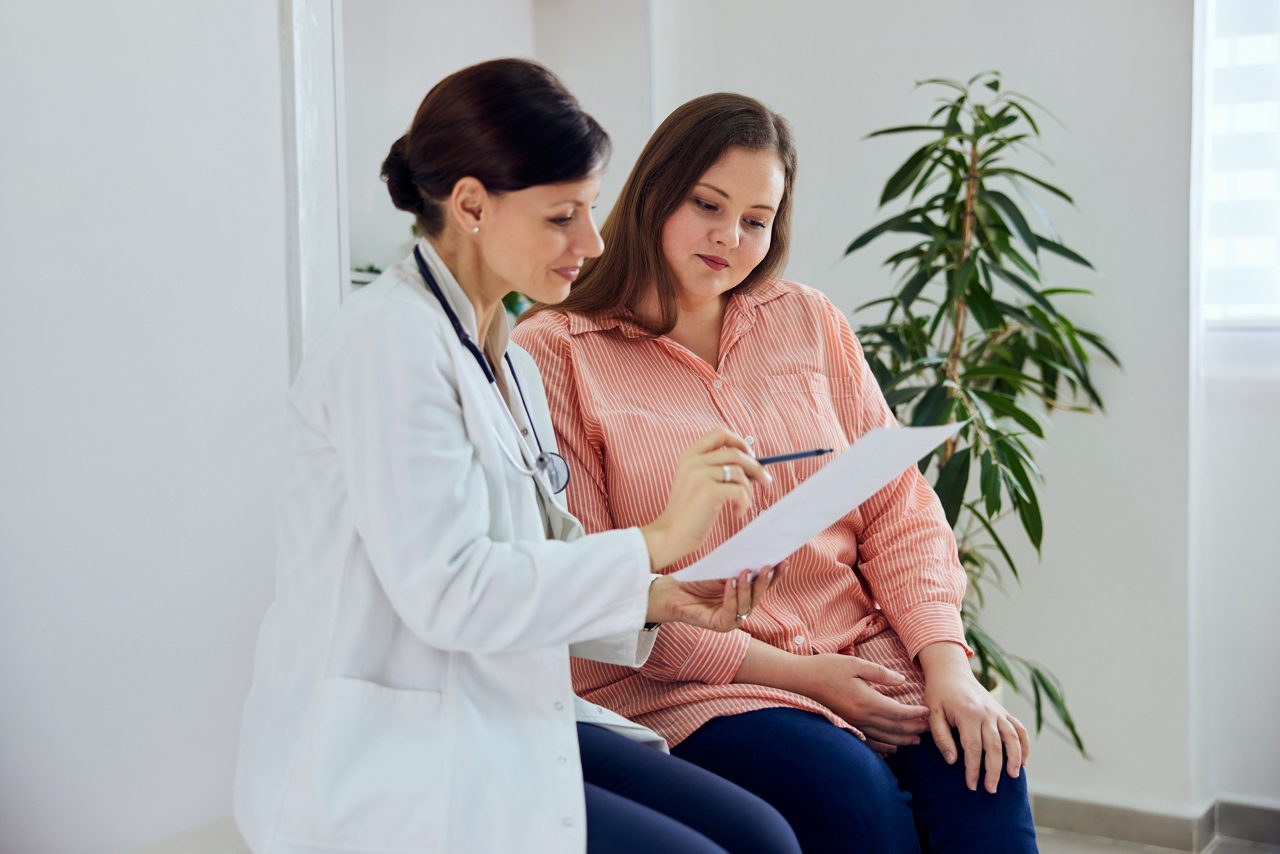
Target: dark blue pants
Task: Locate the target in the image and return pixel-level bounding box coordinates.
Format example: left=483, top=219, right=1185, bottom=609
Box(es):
left=672, top=708, right=1037, bottom=854
left=578, top=722, right=801, bottom=854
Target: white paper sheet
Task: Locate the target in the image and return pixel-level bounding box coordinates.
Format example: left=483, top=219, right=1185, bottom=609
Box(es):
left=672, top=423, right=962, bottom=581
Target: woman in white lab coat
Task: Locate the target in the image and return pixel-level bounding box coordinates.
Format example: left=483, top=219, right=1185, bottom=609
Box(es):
left=233, top=59, right=800, bottom=854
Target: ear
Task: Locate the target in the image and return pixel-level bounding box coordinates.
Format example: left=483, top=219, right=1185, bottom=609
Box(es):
left=447, top=177, right=487, bottom=234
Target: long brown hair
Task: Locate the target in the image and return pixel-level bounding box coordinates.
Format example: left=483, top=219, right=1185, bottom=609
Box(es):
left=524, top=92, right=796, bottom=334
left=381, top=59, right=609, bottom=237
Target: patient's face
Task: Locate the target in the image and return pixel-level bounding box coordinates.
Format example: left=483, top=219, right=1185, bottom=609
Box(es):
left=660, top=146, right=785, bottom=306
left=479, top=172, right=604, bottom=305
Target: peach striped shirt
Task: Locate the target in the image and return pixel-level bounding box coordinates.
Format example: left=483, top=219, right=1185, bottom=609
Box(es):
left=513, top=278, right=969, bottom=746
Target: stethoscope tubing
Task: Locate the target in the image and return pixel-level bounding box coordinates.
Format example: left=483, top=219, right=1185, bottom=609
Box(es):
left=412, top=246, right=568, bottom=492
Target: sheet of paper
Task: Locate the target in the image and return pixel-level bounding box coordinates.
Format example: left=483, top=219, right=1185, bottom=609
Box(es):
left=673, top=423, right=962, bottom=581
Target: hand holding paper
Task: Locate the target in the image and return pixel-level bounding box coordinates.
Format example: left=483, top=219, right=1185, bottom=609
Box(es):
left=672, top=423, right=962, bottom=581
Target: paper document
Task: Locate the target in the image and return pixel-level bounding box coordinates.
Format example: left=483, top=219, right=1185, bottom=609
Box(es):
left=673, top=423, right=962, bottom=581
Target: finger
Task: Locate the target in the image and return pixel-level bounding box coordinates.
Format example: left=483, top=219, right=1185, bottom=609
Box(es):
left=747, top=562, right=774, bottom=606
left=849, top=658, right=909, bottom=687
left=706, top=447, right=771, bottom=484
left=865, top=738, right=897, bottom=755
left=859, top=691, right=930, bottom=723
left=735, top=569, right=753, bottom=622
left=930, top=708, right=957, bottom=766
left=860, top=725, right=921, bottom=747
left=720, top=576, right=737, bottom=629
left=999, top=717, right=1022, bottom=779
left=961, top=725, right=983, bottom=792
left=1011, top=715, right=1031, bottom=766
left=863, top=714, right=930, bottom=737
left=983, top=718, right=1003, bottom=794
left=690, top=428, right=750, bottom=456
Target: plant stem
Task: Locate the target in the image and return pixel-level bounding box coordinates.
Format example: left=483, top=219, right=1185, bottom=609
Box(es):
left=942, top=139, right=981, bottom=467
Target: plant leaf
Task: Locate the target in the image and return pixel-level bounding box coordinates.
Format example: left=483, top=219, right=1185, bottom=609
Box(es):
left=882, top=144, right=939, bottom=206
left=1035, top=234, right=1095, bottom=269
left=984, top=189, right=1039, bottom=258
left=934, top=447, right=971, bottom=527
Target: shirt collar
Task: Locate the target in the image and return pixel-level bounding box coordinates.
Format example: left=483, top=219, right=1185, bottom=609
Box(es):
left=562, top=276, right=792, bottom=337
left=414, top=238, right=511, bottom=358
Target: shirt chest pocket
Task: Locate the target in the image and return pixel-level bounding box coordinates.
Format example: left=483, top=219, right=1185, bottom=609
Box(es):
left=763, top=372, right=856, bottom=453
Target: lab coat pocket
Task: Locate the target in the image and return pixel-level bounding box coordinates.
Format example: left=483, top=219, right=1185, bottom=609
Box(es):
left=275, top=677, right=447, bottom=852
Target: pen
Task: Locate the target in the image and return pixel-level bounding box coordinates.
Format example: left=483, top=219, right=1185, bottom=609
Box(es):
left=756, top=448, right=834, bottom=466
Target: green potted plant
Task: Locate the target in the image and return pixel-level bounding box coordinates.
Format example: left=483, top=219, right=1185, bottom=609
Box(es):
left=844, top=71, right=1119, bottom=753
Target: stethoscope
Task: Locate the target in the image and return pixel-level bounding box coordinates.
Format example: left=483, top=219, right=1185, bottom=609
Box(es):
left=414, top=246, right=570, bottom=494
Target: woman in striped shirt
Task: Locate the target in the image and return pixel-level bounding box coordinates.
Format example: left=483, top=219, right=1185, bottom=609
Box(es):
left=514, top=94, right=1038, bottom=853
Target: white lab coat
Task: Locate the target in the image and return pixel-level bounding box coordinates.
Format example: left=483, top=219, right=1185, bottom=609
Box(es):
left=233, top=240, right=666, bottom=854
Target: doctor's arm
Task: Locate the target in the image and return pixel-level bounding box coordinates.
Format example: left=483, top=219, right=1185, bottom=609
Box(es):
left=326, top=306, right=769, bottom=655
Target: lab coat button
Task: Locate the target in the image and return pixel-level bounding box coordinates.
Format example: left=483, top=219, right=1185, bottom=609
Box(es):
left=563, top=817, right=574, bottom=827
left=554, top=701, right=564, bottom=711
left=557, top=755, right=568, bottom=765
left=521, top=427, right=529, bottom=436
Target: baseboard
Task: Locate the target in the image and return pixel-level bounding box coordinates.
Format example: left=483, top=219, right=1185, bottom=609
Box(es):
left=1031, top=794, right=1280, bottom=852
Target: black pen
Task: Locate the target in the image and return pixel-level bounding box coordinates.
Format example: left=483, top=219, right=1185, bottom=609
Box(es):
left=756, top=448, right=834, bottom=466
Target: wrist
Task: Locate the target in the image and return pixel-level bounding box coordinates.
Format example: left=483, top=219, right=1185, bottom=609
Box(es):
left=917, top=641, right=971, bottom=680
left=640, top=523, right=673, bottom=571
left=644, top=575, right=676, bottom=624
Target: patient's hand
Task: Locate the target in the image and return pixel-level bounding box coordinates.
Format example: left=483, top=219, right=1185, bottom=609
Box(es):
left=800, top=653, right=930, bottom=755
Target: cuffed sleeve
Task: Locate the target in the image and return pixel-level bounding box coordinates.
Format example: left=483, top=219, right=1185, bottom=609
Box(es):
left=639, top=624, right=753, bottom=684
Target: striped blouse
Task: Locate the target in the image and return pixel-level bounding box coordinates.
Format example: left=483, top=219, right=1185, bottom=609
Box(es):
left=512, top=277, right=969, bottom=747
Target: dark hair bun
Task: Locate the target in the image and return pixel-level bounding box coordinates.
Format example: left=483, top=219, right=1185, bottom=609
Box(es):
left=380, top=136, right=421, bottom=215
left=384, top=59, right=609, bottom=237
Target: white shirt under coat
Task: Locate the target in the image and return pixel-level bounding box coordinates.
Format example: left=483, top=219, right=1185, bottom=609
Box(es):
left=233, top=240, right=665, bottom=854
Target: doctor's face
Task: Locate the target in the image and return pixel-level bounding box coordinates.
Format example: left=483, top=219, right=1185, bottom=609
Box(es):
left=660, top=146, right=785, bottom=306
left=478, top=173, right=604, bottom=305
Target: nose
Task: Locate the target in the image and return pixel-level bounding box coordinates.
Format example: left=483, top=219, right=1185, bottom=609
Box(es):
left=711, top=218, right=740, bottom=249
left=575, top=213, right=605, bottom=259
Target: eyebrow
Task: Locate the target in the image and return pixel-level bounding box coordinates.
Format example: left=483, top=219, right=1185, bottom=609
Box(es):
left=696, top=182, right=776, bottom=212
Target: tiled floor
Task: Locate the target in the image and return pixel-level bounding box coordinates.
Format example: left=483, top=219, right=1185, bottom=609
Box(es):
left=1039, top=827, right=1280, bottom=853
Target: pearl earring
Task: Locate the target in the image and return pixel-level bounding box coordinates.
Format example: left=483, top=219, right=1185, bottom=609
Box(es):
left=472, top=226, right=480, bottom=234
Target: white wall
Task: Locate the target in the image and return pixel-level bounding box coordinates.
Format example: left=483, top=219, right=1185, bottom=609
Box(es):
left=0, top=2, right=288, bottom=852
left=648, top=0, right=1202, bottom=815
left=343, top=0, right=536, bottom=272
left=1199, top=333, right=1280, bottom=807
left=533, top=0, right=655, bottom=221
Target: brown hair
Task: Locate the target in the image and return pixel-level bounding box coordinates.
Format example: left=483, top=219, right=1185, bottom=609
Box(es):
left=380, top=58, right=610, bottom=237
left=525, top=92, right=796, bottom=334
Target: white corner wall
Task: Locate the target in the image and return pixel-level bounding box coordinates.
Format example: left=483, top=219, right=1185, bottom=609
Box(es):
left=0, top=2, right=288, bottom=852
left=648, top=0, right=1200, bottom=815
left=343, top=0, right=536, bottom=272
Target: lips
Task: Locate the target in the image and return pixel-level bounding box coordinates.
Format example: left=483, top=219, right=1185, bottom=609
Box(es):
left=697, top=254, right=729, bottom=271
left=552, top=266, right=581, bottom=282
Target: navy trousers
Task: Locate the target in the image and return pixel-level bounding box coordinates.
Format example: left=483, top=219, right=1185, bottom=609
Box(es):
left=672, top=708, right=1038, bottom=854
left=578, top=722, right=802, bottom=854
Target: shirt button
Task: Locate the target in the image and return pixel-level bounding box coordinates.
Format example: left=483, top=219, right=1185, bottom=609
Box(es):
left=711, top=379, right=724, bottom=389
left=554, top=701, right=564, bottom=711
left=745, top=435, right=755, bottom=445
left=520, top=427, right=529, bottom=436
left=793, top=635, right=805, bottom=647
